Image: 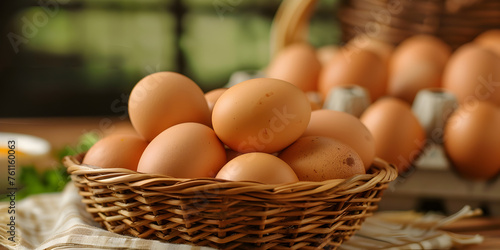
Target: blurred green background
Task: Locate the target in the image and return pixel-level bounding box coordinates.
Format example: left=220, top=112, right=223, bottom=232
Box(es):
left=0, top=0, right=341, bottom=117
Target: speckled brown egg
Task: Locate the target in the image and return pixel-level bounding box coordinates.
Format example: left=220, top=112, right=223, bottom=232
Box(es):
left=302, top=109, right=375, bottom=170
left=278, top=136, right=365, bottom=181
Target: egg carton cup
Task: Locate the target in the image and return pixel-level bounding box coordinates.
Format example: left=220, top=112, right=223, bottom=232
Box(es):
left=63, top=153, right=397, bottom=250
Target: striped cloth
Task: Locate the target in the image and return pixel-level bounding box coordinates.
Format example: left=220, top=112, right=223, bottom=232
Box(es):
left=0, top=183, right=214, bottom=250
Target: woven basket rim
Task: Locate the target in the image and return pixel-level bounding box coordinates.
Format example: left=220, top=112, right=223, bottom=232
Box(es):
left=63, top=154, right=398, bottom=196
left=64, top=153, right=398, bottom=248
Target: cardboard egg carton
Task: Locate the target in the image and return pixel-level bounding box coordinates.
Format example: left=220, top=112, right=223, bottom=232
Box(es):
left=226, top=70, right=500, bottom=216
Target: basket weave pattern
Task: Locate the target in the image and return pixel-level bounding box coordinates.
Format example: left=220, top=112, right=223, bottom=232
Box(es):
left=270, top=0, right=500, bottom=53
left=338, top=0, right=500, bottom=49
left=64, top=155, right=397, bottom=250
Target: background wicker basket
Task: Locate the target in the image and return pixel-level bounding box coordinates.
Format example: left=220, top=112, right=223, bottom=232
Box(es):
left=270, top=0, right=500, bottom=56
left=64, top=154, right=397, bottom=249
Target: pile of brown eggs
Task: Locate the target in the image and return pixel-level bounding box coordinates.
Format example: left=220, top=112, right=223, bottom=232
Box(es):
left=82, top=73, right=373, bottom=184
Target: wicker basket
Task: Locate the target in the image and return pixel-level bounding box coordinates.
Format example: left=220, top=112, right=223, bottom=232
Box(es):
left=64, top=154, right=397, bottom=250
left=270, top=0, right=500, bottom=54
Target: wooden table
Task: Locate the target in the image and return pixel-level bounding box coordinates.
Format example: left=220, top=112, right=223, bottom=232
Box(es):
left=443, top=217, right=500, bottom=249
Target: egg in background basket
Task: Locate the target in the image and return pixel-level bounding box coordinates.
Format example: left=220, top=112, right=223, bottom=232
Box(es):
left=137, top=122, right=226, bottom=178
left=360, top=97, right=426, bottom=174
left=82, top=134, right=148, bottom=171
left=128, top=71, right=211, bottom=141
left=443, top=101, right=500, bottom=181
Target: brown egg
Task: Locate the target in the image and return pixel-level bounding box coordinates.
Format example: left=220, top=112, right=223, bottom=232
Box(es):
left=205, top=88, right=228, bottom=114
left=388, top=35, right=452, bottom=103
left=128, top=71, right=211, bottom=141
left=82, top=134, right=148, bottom=171
left=444, top=102, right=500, bottom=181
left=302, top=109, right=375, bottom=170
left=318, top=48, right=387, bottom=102
left=212, top=78, right=311, bottom=154
left=216, top=152, right=299, bottom=184
left=393, top=35, right=451, bottom=66
left=442, top=43, right=500, bottom=107
left=474, top=29, right=500, bottom=56
left=345, top=36, right=394, bottom=66
left=279, top=136, right=365, bottom=181
left=266, top=43, right=321, bottom=92
left=360, top=97, right=426, bottom=173
left=137, top=122, right=226, bottom=178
